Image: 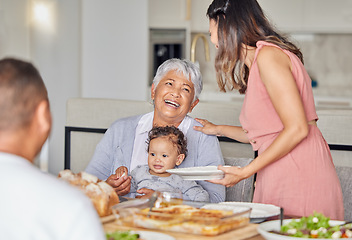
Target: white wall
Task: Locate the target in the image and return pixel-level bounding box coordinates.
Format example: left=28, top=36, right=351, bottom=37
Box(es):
left=1, top=0, right=149, bottom=175
left=0, top=0, right=30, bottom=59
left=30, top=0, right=81, bottom=174
left=81, top=0, right=148, bottom=100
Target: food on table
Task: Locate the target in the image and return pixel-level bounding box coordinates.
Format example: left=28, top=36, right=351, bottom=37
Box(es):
left=274, top=212, right=352, bottom=238
left=58, top=170, right=119, bottom=217
left=116, top=204, right=250, bottom=236
left=105, top=231, right=140, bottom=240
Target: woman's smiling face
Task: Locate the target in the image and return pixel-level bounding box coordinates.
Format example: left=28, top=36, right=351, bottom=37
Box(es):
left=151, top=70, right=198, bottom=126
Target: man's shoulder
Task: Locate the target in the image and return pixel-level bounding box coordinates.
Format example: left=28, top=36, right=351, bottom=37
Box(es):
left=9, top=167, right=93, bottom=212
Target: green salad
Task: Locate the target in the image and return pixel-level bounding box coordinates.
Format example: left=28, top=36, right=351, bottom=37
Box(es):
left=277, top=212, right=352, bottom=238
left=106, top=230, right=140, bottom=240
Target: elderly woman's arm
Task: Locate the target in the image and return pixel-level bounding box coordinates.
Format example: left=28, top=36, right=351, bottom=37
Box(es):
left=85, top=117, right=137, bottom=196
left=85, top=128, right=115, bottom=180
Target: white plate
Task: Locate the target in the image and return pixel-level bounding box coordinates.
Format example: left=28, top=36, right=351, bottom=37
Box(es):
left=217, top=202, right=280, bottom=223
left=257, top=219, right=351, bottom=240
left=201, top=204, right=252, bottom=215
left=166, top=166, right=225, bottom=180
left=135, top=231, right=175, bottom=240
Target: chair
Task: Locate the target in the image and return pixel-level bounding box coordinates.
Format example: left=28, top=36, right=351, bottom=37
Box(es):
left=336, top=166, right=352, bottom=221
left=189, top=101, right=254, bottom=159
left=65, top=98, right=256, bottom=173
left=317, top=109, right=352, bottom=166
left=65, top=98, right=153, bottom=172
left=317, top=109, right=352, bottom=221
left=223, top=157, right=255, bottom=202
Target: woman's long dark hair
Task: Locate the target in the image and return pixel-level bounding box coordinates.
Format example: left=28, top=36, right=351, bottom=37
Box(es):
left=207, top=0, right=303, bottom=94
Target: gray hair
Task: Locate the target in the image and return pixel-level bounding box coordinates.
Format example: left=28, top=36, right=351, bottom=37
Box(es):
left=152, top=58, right=203, bottom=102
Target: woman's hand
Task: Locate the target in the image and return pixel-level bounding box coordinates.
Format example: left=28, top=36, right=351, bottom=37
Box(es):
left=106, top=166, right=131, bottom=196
left=194, top=118, right=220, bottom=136
left=115, top=166, right=128, bottom=178
left=136, top=188, right=155, bottom=199
left=208, top=165, right=249, bottom=188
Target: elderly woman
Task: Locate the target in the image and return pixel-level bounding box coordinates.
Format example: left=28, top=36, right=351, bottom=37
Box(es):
left=85, top=58, right=225, bottom=203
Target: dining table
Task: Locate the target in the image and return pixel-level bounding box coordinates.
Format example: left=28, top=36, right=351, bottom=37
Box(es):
left=103, top=218, right=265, bottom=240
left=101, top=197, right=291, bottom=240
left=101, top=210, right=277, bottom=240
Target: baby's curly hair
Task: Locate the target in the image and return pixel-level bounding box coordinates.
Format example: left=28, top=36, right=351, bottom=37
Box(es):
left=146, top=126, right=188, bottom=157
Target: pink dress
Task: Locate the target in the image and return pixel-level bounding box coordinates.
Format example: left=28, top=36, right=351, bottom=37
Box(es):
left=239, top=41, right=344, bottom=220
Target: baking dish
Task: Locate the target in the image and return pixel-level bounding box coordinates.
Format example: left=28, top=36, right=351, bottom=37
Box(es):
left=112, top=198, right=251, bottom=236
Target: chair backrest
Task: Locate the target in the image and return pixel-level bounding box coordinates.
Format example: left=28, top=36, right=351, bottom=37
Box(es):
left=335, top=166, right=352, bottom=221
left=317, top=109, right=352, bottom=221
left=317, top=109, right=352, bottom=167
left=223, top=157, right=255, bottom=202
left=188, top=101, right=254, bottom=159
left=65, top=98, right=154, bottom=172
left=65, top=98, right=255, bottom=173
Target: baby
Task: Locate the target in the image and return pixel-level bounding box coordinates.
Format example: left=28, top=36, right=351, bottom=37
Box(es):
left=116, top=126, right=209, bottom=202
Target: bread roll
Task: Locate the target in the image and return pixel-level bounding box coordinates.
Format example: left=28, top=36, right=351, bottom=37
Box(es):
left=58, top=170, right=119, bottom=217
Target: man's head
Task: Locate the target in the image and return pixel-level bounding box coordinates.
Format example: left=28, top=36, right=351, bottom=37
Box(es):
left=0, top=58, right=51, bottom=161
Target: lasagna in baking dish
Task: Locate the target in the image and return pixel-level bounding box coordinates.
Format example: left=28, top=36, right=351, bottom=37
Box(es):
left=116, top=204, right=251, bottom=236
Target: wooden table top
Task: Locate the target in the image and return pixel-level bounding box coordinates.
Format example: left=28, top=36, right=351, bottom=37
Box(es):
left=103, top=219, right=265, bottom=240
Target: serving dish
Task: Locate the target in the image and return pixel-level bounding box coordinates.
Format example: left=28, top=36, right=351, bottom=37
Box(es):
left=216, top=202, right=280, bottom=223
left=258, top=219, right=352, bottom=240
left=166, top=166, right=225, bottom=180
left=112, top=198, right=251, bottom=236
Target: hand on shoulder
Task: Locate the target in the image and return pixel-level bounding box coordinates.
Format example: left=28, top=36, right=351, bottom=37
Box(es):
left=194, top=118, right=219, bottom=136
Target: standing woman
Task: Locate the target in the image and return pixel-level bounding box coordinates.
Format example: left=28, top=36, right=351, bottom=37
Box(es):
left=194, top=0, right=344, bottom=219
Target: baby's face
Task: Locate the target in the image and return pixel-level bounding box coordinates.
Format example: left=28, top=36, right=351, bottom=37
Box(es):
left=148, top=137, right=181, bottom=176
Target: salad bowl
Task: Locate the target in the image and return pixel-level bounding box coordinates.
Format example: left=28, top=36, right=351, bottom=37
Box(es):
left=258, top=219, right=352, bottom=240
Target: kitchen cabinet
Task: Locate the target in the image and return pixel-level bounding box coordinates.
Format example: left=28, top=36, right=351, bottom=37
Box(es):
left=149, top=0, right=352, bottom=33
left=258, top=0, right=304, bottom=32
left=258, top=0, right=352, bottom=33
left=190, top=0, right=212, bottom=32
left=303, top=0, right=352, bottom=33
left=148, top=0, right=212, bottom=32
left=148, top=0, right=190, bottom=29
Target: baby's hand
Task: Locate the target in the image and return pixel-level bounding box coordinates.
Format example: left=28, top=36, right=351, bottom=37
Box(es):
left=136, top=188, right=155, bottom=199
left=115, top=166, right=128, bottom=178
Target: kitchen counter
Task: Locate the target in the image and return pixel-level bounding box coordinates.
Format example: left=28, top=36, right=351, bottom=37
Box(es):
left=199, top=84, right=352, bottom=110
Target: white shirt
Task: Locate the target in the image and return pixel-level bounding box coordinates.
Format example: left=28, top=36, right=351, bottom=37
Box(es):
left=0, top=152, right=105, bottom=240
left=130, top=112, right=192, bottom=171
